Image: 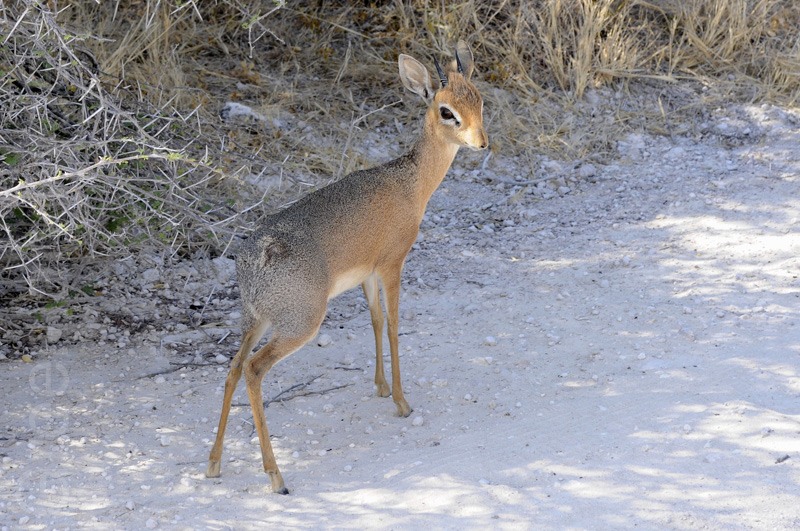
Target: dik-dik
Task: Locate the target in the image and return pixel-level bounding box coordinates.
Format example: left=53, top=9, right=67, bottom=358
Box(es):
left=206, top=41, right=488, bottom=494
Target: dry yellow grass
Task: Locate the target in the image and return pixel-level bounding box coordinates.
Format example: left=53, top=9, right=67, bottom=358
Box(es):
left=2, top=0, right=799, bottom=295
left=52, top=1, right=800, bottom=158
left=54, top=0, right=799, bottom=159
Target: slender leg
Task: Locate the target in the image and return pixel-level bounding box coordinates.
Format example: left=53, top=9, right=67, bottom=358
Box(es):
left=380, top=268, right=413, bottom=417
left=206, top=329, right=260, bottom=478
left=244, top=331, right=318, bottom=494
left=362, top=275, right=390, bottom=397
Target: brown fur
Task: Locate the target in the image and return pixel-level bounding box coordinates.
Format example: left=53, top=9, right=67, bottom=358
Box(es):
left=206, top=41, right=487, bottom=495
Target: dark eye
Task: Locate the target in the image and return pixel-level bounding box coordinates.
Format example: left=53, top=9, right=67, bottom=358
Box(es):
left=440, top=107, right=454, bottom=120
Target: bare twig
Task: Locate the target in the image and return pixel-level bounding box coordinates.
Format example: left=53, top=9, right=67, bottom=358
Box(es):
left=231, top=373, right=352, bottom=407
left=337, top=101, right=401, bottom=179
left=266, top=383, right=353, bottom=406
left=135, top=366, right=186, bottom=379
left=0, top=2, right=260, bottom=296
left=135, top=361, right=220, bottom=379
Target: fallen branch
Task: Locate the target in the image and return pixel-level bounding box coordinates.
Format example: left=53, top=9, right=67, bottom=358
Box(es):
left=232, top=373, right=352, bottom=407
left=135, top=360, right=219, bottom=379
left=265, top=383, right=352, bottom=406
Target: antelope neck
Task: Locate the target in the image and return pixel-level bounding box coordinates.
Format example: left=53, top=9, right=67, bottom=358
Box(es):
left=409, top=112, right=459, bottom=214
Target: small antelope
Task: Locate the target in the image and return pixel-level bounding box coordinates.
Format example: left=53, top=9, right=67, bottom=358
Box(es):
left=206, top=41, right=487, bottom=494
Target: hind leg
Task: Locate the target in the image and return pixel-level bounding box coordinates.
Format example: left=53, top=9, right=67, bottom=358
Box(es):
left=363, top=275, right=390, bottom=397
left=244, top=327, right=321, bottom=494
left=206, top=324, right=264, bottom=478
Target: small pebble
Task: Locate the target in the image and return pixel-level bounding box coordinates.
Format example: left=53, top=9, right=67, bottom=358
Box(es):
left=214, top=354, right=228, bottom=364
left=578, top=163, right=597, bottom=178
left=46, top=326, right=63, bottom=343
left=146, top=517, right=158, bottom=529
left=126, top=500, right=135, bottom=511
left=637, top=353, right=646, bottom=360
left=412, top=416, right=424, bottom=427
left=484, top=336, right=498, bottom=346
left=142, top=268, right=160, bottom=283
left=317, top=334, right=332, bottom=347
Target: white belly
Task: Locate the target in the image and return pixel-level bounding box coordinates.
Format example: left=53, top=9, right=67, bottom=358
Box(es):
left=329, top=266, right=372, bottom=299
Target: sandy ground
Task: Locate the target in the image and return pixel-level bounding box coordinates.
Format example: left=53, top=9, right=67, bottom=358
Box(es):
left=2, top=101, right=800, bottom=530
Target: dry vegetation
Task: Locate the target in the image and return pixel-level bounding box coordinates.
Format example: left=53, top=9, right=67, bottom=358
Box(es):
left=1, top=0, right=799, bottom=300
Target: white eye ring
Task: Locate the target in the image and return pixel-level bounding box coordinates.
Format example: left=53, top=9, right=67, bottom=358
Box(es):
left=439, top=105, right=461, bottom=126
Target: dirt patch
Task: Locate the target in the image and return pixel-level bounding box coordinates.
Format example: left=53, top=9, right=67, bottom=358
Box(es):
left=2, top=101, right=799, bottom=528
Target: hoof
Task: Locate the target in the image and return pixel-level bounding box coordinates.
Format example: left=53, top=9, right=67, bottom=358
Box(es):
left=395, top=399, right=413, bottom=418
left=376, top=382, right=391, bottom=398
left=268, top=470, right=287, bottom=495
left=206, top=460, right=221, bottom=478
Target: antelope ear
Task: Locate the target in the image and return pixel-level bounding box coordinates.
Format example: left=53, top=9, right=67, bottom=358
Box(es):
left=455, top=40, right=475, bottom=80
left=398, top=54, right=434, bottom=103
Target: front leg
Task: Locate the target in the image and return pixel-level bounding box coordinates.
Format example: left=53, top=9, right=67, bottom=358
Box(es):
left=378, top=268, right=412, bottom=417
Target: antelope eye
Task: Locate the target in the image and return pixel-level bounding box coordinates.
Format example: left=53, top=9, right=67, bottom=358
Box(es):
left=440, top=107, right=455, bottom=120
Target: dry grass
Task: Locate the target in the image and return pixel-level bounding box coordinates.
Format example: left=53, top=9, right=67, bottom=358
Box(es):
left=0, top=0, right=270, bottom=297
left=1, top=0, right=799, bottom=299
